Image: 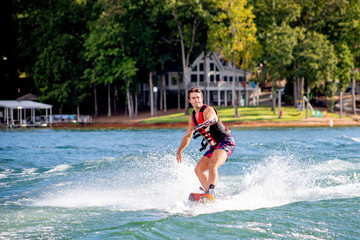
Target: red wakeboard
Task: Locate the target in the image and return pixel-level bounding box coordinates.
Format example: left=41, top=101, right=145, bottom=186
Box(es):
left=188, top=193, right=215, bottom=203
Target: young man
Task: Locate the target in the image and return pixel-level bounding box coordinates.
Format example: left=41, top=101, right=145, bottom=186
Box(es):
left=176, top=87, right=235, bottom=197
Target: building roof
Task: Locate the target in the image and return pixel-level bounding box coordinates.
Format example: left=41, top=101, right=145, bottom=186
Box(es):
left=16, top=93, right=39, bottom=101
left=190, top=52, right=252, bottom=75
left=0, top=100, right=52, bottom=109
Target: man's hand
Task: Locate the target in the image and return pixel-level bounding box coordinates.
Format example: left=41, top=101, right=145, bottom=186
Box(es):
left=176, top=151, right=183, bottom=163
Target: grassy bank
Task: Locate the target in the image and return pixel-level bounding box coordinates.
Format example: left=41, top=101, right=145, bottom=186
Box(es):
left=141, top=106, right=343, bottom=124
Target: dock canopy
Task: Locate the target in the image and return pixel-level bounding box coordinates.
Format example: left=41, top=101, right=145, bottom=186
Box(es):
left=0, top=100, right=53, bottom=128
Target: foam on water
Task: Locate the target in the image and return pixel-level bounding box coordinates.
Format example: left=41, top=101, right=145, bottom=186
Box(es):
left=33, top=153, right=198, bottom=211
left=343, top=135, right=360, bottom=143
left=32, top=151, right=360, bottom=216
left=216, top=155, right=360, bottom=213
left=45, top=164, right=71, bottom=173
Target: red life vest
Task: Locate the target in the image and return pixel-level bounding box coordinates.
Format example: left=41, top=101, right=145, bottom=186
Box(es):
left=191, top=105, right=231, bottom=151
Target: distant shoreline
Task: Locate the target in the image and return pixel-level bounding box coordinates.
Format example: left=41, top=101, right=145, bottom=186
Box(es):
left=51, top=117, right=360, bottom=129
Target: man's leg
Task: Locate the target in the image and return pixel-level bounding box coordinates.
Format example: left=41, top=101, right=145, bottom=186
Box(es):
left=195, top=155, right=210, bottom=190
left=207, top=149, right=228, bottom=188
left=195, top=149, right=228, bottom=191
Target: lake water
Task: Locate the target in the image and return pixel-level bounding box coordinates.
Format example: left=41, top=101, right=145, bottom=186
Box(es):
left=1, top=127, right=360, bottom=239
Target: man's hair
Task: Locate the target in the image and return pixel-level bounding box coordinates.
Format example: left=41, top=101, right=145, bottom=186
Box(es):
left=187, top=87, right=203, bottom=99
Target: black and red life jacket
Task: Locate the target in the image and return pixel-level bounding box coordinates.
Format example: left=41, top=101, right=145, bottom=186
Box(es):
left=191, top=105, right=231, bottom=151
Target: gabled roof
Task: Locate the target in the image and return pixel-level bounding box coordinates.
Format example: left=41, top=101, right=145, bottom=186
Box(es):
left=190, top=52, right=251, bottom=75
left=0, top=100, right=52, bottom=109
left=16, top=93, right=39, bottom=101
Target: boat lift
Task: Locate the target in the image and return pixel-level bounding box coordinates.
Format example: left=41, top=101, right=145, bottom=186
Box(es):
left=0, top=100, right=53, bottom=128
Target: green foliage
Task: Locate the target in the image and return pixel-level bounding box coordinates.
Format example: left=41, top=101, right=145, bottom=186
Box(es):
left=208, top=0, right=258, bottom=65
left=12, top=0, right=360, bottom=114
left=336, top=43, right=354, bottom=91
left=84, top=15, right=138, bottom=88
left=250, top=0, right=301, bottom=35
left=16, top=0, right=98, bottom=109
left=298, top=32, right=337, bottom=90
left=263, top=23, right=298, bottom=81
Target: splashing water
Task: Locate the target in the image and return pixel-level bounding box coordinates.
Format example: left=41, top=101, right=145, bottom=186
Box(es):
left=1, top=128, right=360, bottom=239
left=30, top=150, right=360, bottom=216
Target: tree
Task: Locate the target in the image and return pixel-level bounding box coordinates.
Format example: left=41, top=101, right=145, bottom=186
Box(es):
left=84, top=13, right=138, bottom=117
left=336, top=43, right=354, bottom=118
left=16, top=0, right=97, bottom=114
left=297, top=32, right=337, bottom=117
left=208, top=0, right=258, bottom=118
left=250, top=0, right=300, bottom=33
left=262, top=23, right=298, bottom=116
left=338, top=0, right=360, bottom=115
left=166, top=0, right=213, bottom=115
left=113, top=0, right=173, bottom=117
left=351, top=70, right=360, bottom=114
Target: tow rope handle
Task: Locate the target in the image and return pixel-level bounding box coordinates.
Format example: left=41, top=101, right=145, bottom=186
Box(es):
left=184, top=119, right=217, bottom=137
left=193, top=118, right=216, bottom=131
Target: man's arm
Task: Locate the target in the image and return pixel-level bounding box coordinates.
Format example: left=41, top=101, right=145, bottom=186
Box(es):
left=176, top=118, right=194, bottom=163
left=203, top=106, right=218, bottom=125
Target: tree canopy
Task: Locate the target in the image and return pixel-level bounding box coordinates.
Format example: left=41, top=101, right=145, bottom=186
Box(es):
left=5, top=0, right=360, bottom=115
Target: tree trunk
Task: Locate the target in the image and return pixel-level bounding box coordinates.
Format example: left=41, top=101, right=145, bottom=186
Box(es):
left=294, top=80, right=298, bottom=107
left=131, top=94, right=134, bottom=117
left=278, top=88, right=282, bottom=119
left=162, top=74, right=167, bottom=113
left=113, top=84, right=118, bottom=114
left=293, top=60, right=297, bottom=107
left=177, top=75, right=181, bottom=110
left=174, top=12, right=197, bottom=115
left=178, top=25, right=189, bottom=115
left=183, top=67, right=189, bottom=115
left=159, top=73, right=163, bottom=111
left=243, top=66, right=246, bottom=106
left=245, top=75, right=248, bottom=107
left=352, top=77, right=357, bottom=115
left=126, top=86, right=133, bottom=118
left=306, top=84, right=310, bottom=119
left=124, top=94, right=127, bottom=116
left=300, top=77, right=304, bottom=109
left=340, top=91, right=343, bottom=118
left=272, top=80, right=276, bottom=114
left=154, top=89, right=158, bottom=117
left=77, top=104, right=80, bottom=121
left=94, top=83, right=98, bottom=116
left=149, top=72, right=154, bottom=117
left=325, top=79, right=328, bottom=108
left=203, top=51, right=208, bottom=105
left=107, top=82, right=111, bottom=117
left=135, top=94, right=138, bottom=116
left=232, top=53, right=239, bottom=118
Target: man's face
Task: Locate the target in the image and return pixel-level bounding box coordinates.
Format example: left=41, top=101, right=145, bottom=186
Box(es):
left=189, top=92, right=203, bottom=109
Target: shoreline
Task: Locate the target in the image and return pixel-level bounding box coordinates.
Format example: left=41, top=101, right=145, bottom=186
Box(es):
left=50, top=108, right=360, bottom=129
left=4, top=108, right=360, bottom=129
left=51, top=117, right=360, bottom=129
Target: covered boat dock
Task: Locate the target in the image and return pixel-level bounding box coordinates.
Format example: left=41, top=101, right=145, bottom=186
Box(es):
left=0, top=100, right=53, bottom=128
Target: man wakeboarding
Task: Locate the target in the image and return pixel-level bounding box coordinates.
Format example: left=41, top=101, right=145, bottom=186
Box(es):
left=176, top=87, right=235, bottom=200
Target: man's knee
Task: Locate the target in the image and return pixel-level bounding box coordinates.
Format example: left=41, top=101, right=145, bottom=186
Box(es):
left=194, top=165, right=202, bottom=176
left=208, top=158, right=224, bottom=171
left=208, top=162, right=217, bottom=172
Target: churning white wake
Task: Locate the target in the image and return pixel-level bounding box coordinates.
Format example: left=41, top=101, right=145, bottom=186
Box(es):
left=215, top=154, right=360, bottom=213
left=33, top=151, right=360, bottom=215
left=33, top=153, right=199, bottom=211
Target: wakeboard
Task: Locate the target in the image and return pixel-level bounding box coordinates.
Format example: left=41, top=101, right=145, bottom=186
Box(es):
left=188, top=193, right=215, bottom=203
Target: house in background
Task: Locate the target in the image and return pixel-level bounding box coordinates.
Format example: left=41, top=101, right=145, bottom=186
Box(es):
left=166, top=52, right=260, bottom=107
